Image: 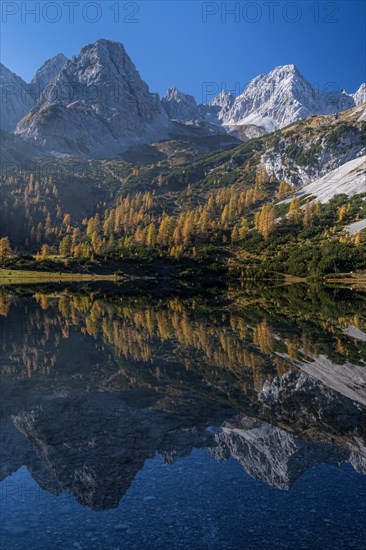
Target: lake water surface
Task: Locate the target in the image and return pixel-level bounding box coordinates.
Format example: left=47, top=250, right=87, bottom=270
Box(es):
left=1, top=284, right=365, bottom=549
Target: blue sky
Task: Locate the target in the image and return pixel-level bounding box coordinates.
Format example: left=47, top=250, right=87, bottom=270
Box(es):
left=1, top=0, right=365, bottom=102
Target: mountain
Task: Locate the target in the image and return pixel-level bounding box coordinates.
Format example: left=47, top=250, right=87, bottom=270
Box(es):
left=210, top=418, right=349, bottom=490
left=161, top=88, right=237, bottom=125
left=30, top=53, right=68, bottom=101
left=2, top=105, right=364, bottom=253
left=162, top=87, right=201, bottom=121
left=204, top=91, right=237, bottom=127
left=209, top=90, right=236, bottom=117
left=220, top=64, right=358, bottom=131
left=0, top=55, right=68, bottom=132
left=15, top=39, right=173, bottom=157
left=162, top=65, right=365, bottom=138
left=161, top=89, right=237, bottom=124
left=353, top=83, right=366, bottom=106
left=0, top=63, right=36, bottom=131
left=0, top=128, right=51, bottom=164
left=4, top=41, right=365, bottom=157
left=260, top=103, right=366, bottom=185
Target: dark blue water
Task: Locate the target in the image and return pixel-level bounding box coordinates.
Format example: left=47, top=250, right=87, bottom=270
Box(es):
left=1, top=453, right=366, bottom=550
left=1, top=288, right=366, bottom=549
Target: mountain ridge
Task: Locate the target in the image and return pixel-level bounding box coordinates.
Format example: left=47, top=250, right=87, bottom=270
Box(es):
left=0, top=63, right=36, bottom=131
left=162, top=63, right=366, bottom=132
left=14, top=39, right=173, bottom=156
left=30, top=53, right=68, bottom=101
left=1, top=39, right=365, bottom=157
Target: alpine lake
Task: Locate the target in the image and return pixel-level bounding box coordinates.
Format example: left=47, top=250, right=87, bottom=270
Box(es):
left=0, top=281, right=365, bottom=550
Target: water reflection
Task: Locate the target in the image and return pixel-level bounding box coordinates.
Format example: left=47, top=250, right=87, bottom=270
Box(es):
left=0, top=285, right=365, bottom=517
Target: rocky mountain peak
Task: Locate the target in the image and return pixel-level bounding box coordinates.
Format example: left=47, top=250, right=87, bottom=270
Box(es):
left=220, top=64, right=356, bottom=131
left=209, top=90, right=235, bottom=108
left=162, top=87, right=200, bottom=122
left=163, top=87, right=191, bottom=100
left=3, top=42, right=365, bottom=157
left=30, top=53, right=68, bottom=100
left=74, top=39, right=131, bottom=76
left=271, top=63, right=300, bottom=75
left=15, top=39, right=171, bottom=157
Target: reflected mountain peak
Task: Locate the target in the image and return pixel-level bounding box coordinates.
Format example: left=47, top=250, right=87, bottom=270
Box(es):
left=1, top=285, right=366, bottom=512
left=209, top=416, right=350, bottom=490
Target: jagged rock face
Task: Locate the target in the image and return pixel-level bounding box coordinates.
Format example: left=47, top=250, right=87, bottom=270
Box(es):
left=210, top=90, right=235, bottom=110
left=30, top=53, right=68, bottom=101
left=5, top=45, right=365, bottom=157
left=259, top=370, right=364, bottom=434
left=260, top=105, right=366, bottom=186
left=208, top=91, right=235, bottom=120
left=221, top=64, right=356, bottom=131
left=210, top=419, right=349, bottom=489
left=353, top=83, right=366, bottom=105
left=162, top=87, right=201, bottom=122
left=6, top=394, right=364, bottom=509
left=0, top=63, right=36, bottom=131
left=161, top=88, right=238, bottom=127
left=15, top=40, right=171, bottom=157
left=162, top=89, right=237, bottom=126
left=164, top=66, right=363, bottom=135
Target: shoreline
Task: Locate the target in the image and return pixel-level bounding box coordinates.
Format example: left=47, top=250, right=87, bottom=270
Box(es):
left=0, top=269, right=122, bottom=285
left=1, top=268, right=366, bottom=288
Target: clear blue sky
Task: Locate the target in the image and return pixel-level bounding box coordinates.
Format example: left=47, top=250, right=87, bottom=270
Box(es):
left=1, top=0, right=365, bottom=102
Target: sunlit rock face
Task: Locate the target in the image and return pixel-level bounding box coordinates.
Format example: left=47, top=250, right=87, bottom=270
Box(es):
left=0, top=64, right=36, bottom=131
left=162, top=87, right=201, bottom=122
left=353, top=83, right=366, bottom=106
left=220, top=65, right=357, bottom=132
left=30, top=53, right=68, bottom=101
left=15, top=40, right=172, bottom=157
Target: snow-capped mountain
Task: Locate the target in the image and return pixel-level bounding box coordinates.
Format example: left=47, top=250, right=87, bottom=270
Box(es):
left=15, top=39, right=172, bottom=157
left=220, top=64, right=358, bottom=131
left=0, top=64, right=36, bottom=131
left=30, top=53, right=68, bottom=101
